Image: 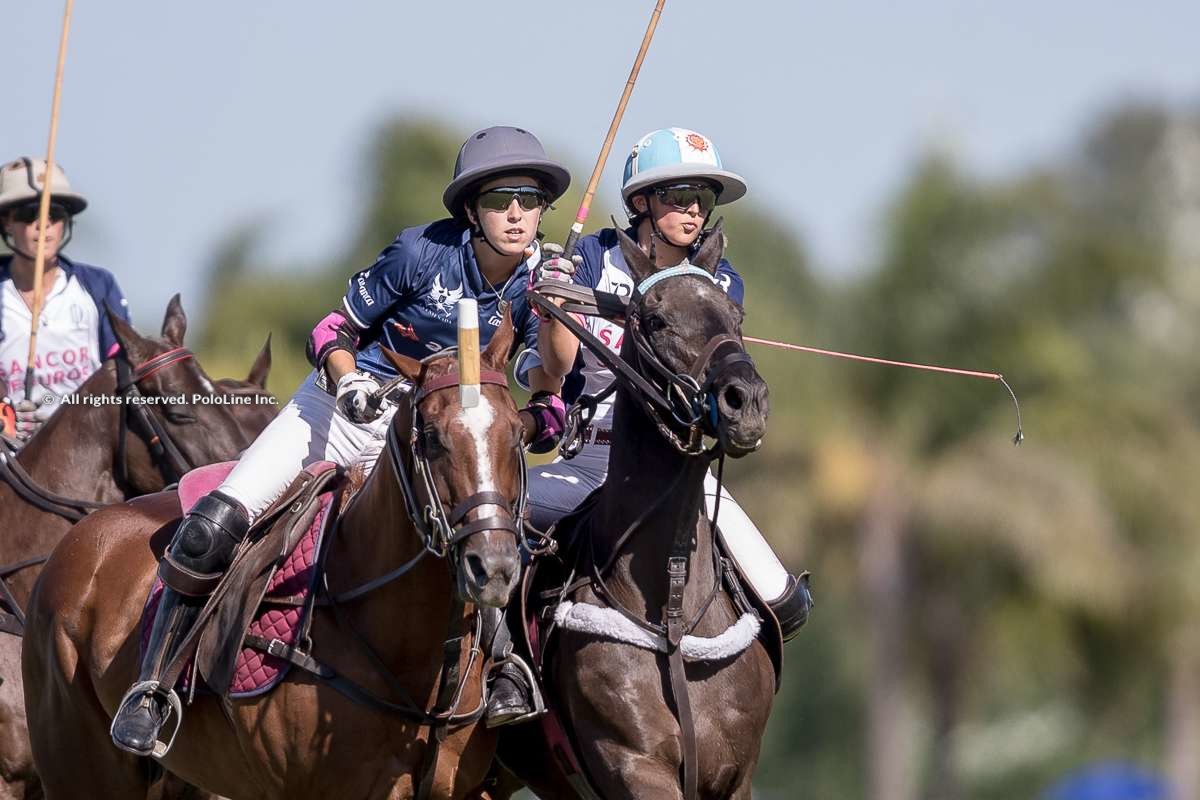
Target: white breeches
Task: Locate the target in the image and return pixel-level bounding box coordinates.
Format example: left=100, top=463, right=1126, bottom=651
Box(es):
left=216, top=371, right=397, bottom=520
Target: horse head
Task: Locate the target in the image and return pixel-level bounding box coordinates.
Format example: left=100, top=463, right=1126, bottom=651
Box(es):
left=105, top=294, right=255, bottom=492
left=615, top=220, right=769, bottom=457
left=382, top=310, right=524, bottom=608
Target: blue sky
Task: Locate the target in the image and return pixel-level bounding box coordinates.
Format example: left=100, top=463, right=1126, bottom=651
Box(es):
left=7, top=1, right=1197, bottom=323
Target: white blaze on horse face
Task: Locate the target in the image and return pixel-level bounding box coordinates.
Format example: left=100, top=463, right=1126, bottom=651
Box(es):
left=458, top=396, right=496, bottom=493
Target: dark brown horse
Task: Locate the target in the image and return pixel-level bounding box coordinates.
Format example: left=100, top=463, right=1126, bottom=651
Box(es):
left=0, top=295, right=275, bottom=799
left=486, top=226, right=777, bottom=799
left=24, top=316, right=527, bottom=799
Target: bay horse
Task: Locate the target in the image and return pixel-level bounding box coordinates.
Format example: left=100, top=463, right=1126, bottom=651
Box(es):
left=23, top=314, right=527, bottom=799
left=487, top=225, right=777, bottom=799
left=0, top=294, right=275, bottom=799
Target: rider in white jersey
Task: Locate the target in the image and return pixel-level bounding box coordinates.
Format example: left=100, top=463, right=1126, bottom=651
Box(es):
left=0, top=157, right=131, bottom=444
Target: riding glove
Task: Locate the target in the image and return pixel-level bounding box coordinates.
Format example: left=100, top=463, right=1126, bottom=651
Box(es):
left=335, top=371, right=384, bottom=424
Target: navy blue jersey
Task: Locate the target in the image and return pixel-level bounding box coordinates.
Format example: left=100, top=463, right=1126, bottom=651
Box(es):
left=517, top=227, right=744, bottom=413
left=341, top=219, right=541, bottom=379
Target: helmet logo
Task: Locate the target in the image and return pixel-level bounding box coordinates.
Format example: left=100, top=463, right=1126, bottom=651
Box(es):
left=685, top=133, right=709, bottom=152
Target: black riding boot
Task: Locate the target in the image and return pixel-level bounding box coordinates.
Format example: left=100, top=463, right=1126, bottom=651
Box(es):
left=769, top=572, right=814, bottom=642
left=110, top=491, right=250, bottom=757
left=482, top=607, right=543, bottom=727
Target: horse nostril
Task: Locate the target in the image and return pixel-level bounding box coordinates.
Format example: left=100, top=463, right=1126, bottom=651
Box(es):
left=722, top=384, right=746, bottom=411
left=464, top=553, right=488, bottom=588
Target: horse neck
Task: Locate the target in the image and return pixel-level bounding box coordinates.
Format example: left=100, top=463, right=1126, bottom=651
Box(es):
left=598, top=382, right=716, bottom=621
left=0, top=366, right=134, bottom=601
left=332, top=427, right=460, bottom=670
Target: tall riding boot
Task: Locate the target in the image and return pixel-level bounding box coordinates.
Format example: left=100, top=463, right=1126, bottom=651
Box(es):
left=482, top=607, right=544, bottom=728
left=110, top=491, right=250, bottom=756
left=768, top=572, right=814, bottom=642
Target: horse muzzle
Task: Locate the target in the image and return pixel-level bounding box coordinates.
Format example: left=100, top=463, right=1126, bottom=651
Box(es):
left=713, top=372, right=769, bottom=458
left=458, top=531, right=521, bottom=608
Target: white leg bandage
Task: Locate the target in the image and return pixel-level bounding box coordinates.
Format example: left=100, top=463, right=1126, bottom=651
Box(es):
left=704, top=472, right=790, bottom=602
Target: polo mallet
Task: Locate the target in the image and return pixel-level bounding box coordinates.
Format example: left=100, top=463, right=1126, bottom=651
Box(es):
left=562, top=0, right=666, bottom=260
left=24, top=0, right=76, bottom=402
left=457, top=299, right=481, bottom=408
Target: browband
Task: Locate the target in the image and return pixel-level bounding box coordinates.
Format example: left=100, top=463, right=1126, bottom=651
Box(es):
left=414, top=370, right=509, bottom=404
left=636, top=265, right=717, bottom=296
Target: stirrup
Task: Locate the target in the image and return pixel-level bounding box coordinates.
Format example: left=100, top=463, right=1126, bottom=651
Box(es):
left=110, top=680, right=184, bottom=759
left=487, top=655, right=547, bottom=727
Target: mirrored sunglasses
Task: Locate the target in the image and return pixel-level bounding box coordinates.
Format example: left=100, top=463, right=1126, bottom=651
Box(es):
left=476, top=187, right=548, bottom=212
left=653, top=183, right=718, bottom=214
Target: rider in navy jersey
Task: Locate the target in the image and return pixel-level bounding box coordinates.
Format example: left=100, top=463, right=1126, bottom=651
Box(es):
left=0, top=157, right=131, bottom=444
left=507, top=130, right=813, bottom=723
left=111, top=126, right=575, bottom=755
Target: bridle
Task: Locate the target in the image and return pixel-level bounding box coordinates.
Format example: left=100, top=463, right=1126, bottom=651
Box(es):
left=385, top=367, right=528, bottom=566
left=0, top=345, right=200, bottom=636
left=528, top=265, right=758, bottom=456
left=114, top=346, right=199, bottom=488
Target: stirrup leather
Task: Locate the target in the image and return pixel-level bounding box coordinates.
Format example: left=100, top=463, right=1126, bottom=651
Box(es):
left=110, top=680, right=184, bottom=759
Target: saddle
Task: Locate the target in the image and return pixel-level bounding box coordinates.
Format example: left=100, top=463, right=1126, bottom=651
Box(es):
left=139, top=460, right=345, bottom=698
left=509, top=492, right=786, bottom=796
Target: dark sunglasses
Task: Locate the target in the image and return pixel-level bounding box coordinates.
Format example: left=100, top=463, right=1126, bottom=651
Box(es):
left=9, top=203, right=69, bottom=224
left=476, top=187, right=548, bottom=212
left=653, top=183, right=718, bottom=214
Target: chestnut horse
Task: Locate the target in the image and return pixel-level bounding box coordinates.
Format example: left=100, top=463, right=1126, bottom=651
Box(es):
left=0, top=295, right=275, bottom=799
left=24, top=316, right=526, bottom=799
left=487, top=226, right=777, bottom=799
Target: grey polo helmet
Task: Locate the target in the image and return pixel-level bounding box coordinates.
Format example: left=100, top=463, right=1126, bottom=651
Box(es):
left=442, top=126, right=570, bottom=217
left=0, top=157, right=88, bottom=215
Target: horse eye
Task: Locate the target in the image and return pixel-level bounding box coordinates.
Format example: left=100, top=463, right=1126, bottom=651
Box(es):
left=164, top=408, right=197, bottom=425
left=422, top=426, right=446, bottom=456
left=645, top=314, right=667, bottom=334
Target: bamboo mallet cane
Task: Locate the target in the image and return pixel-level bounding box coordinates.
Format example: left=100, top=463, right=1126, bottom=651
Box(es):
left=562, top=0, right=666, bottom=260
left=24, top=0, right=76, bottom=402
left=457, top=299, right=481, bottom=408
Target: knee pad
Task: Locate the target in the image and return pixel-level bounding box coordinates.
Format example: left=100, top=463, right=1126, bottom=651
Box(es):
left=161, top=491, right=250, bottom=595
left=769, top=572, right=814, bottom=643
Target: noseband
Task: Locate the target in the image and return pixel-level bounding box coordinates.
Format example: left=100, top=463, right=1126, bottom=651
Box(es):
left=385, top=369, right=527, bottom=563
left=115, top=347, right=199, bottom=486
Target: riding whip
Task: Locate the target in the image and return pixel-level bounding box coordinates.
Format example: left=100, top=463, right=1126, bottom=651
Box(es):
left=563, top=0, right=666, bottom=259
left=24, top=0, right=76, bottom=402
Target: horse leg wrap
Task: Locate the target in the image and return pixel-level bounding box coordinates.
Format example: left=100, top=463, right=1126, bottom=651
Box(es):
left=768, top=572, right=814, bottom=642
left=159, top=491, right=251, bottom=597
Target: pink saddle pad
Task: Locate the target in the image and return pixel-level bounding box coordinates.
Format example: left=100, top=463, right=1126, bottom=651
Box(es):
left=141, top=462, right=338, bottom=697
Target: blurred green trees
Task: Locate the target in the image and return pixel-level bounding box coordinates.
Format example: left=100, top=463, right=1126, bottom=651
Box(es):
left=193, top=101, right=1200, bottom=799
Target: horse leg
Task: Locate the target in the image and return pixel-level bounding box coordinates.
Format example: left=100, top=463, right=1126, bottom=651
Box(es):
left=0, top=637, right=39, bottom=800
left=23, top=554, right=150, bottom=799
left=587, top=746, right=685, bottom=800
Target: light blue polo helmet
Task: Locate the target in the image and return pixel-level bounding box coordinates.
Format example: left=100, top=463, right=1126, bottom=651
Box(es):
left=621, top=128, right=747, bottom=214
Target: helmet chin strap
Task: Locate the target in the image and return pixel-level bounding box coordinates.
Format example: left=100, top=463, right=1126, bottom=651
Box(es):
left=638, top=192, right=704, bottom=264
left=1, top=217, right=73, bottom=263
left=469, top=205, right=537, bottom=269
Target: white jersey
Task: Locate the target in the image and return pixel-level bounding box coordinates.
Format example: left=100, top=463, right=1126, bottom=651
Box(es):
left=0, top=259, right=126, bottom=400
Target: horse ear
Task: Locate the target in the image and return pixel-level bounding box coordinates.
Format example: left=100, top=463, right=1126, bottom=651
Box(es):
left=247, top=333, right=271, bottom=389
left=161, top=293, right=188, bottom=347
left=381, top=348, right=422, bottom=382
left=615, top=226, right=654, bottom=285
left=692, top=218, right=726, bottom=275
left=106, top=304, right=154, bottom=365
left=482, top=305, right=515, bottom=371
